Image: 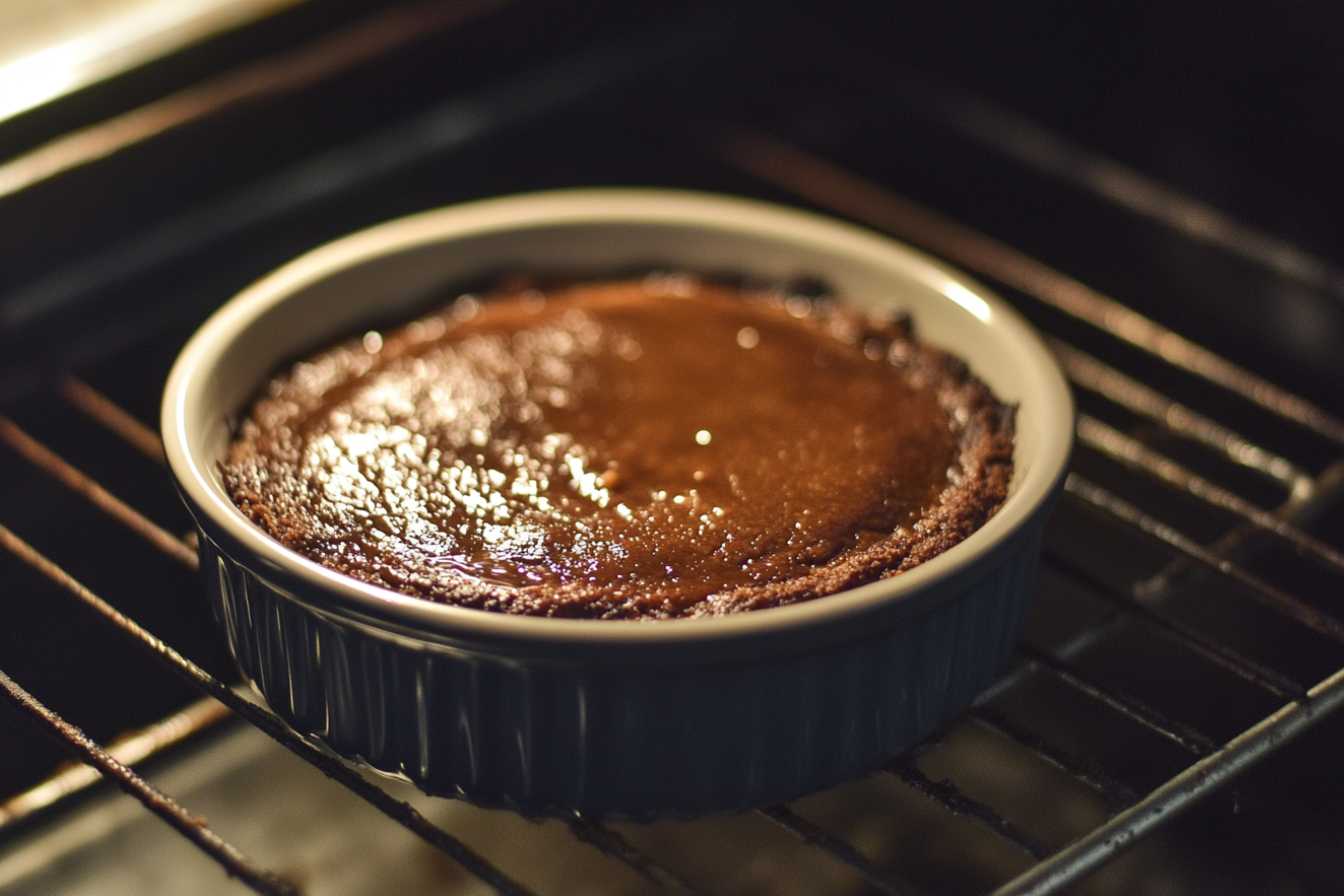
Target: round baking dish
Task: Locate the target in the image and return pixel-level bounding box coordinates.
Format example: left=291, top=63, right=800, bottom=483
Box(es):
left=162, top=189, right=1072, bottom=816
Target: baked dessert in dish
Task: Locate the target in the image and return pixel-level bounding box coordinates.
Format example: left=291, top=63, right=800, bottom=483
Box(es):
left=167, top=190, right=1071, bottom=812
left=223, top=273, right=1014, bottom=620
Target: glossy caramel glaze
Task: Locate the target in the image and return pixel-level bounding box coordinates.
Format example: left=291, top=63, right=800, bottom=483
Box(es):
left=223, top=276, right=1014, bottom=619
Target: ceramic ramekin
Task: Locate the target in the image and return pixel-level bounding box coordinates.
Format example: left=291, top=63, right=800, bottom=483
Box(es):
left=162, top=189, right=1072, bottom=816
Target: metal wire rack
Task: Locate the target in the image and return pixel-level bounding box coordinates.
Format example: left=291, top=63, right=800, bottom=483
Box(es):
left=2, top=4, right=1343, bottom=894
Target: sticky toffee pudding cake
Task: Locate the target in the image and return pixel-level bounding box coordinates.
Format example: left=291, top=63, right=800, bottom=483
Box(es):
left=222, top=275, right=1014, bottom=619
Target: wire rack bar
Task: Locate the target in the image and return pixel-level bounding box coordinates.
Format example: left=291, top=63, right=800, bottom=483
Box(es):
left=1019, top=643, right=1217, bottom=756
left=0, top=668, right=297, bottom=896
left=883, top=74, right=1344, bottom=300
left=0, top=0, right=504, bottom=201
left=60, top=378, right=165, bottom=462
left=713, top=129, right=1344, bottom=446
left=1064, top=474, right=1344, bottom=645
left=1135, top=458, right=1344, bottom=602
left=978, top=612, right=1126, bottom=708
left=1051, top=341, right=1307, bottom=492
left=966, top=708, right=1138, bottom=809
left=757, top=805, right=921, bottom=896
left=0, top=524, right=535, bottom=896
left=565, top=814, right=707, bottom=895
left=888, top=762, right=1049, bottom=859
left=1041, top=553, right=1306, bottom=702
left=991, top=662, right=1344, bottom=896
left=1076, top=415, right=1344, bottom=574
left=0, top=416, right=195, bottom=567
left=0, top=697, right=230, bottom=831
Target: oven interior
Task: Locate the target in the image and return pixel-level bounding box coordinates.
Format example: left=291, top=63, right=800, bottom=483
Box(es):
left=2, top=3, right=1343, bottom=894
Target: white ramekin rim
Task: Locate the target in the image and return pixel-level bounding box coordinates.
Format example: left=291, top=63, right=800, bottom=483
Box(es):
left=162, top=188, right=1073, bottom=646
